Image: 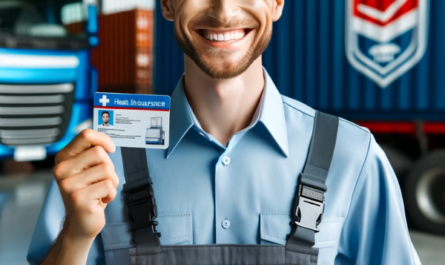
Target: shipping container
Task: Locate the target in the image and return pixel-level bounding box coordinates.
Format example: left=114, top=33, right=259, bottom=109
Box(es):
left=101, top=0, right=155, bottom=15
left=94, top=9, right=153, bottom=94
left=153, top=0, right=445, bottom=235
left=153, top=1, right=444, bottom=121
left=69, top=9, right=154, bottom=94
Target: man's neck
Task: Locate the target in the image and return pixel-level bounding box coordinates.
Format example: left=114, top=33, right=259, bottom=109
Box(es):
left=183, top=56, right=265, bottom=146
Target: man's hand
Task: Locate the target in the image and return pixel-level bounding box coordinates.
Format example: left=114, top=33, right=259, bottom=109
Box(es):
left=54, top=129, right=118, bottom=241
left=42, top=129, right=118, bottom=265
left=41, top=129, right=118, bottom=265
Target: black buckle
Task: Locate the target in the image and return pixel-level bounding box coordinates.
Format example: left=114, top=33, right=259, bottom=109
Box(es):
left=292, top=184, right=324, bottom=232
left=125, top=184, right=161, bottom=237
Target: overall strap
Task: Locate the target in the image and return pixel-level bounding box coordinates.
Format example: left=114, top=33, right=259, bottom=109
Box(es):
left=121, top=147, right=162, bottom=255
left=286, top=111, right=339, bottom=260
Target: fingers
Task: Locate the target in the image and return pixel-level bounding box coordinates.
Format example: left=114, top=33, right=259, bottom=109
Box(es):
left=71, top=180, right=117, bottom=211
left=55, top=129, right=115, bottom=164
left=54, top=145, right=114, bottom=181
left=59, top=163, right=119, bottom=194
left=53, top=130, right=118, bottom=240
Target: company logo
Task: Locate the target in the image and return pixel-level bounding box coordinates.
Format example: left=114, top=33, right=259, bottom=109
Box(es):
left=346, top=0, right=429, bottom=87
left=99, top=95, right=110, bottom=106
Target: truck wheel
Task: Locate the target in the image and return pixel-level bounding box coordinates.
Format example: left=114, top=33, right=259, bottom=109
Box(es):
left=403, top=151, right=445, bottom=235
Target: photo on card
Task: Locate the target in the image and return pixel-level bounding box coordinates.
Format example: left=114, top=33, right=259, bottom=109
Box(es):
left=98, top=110, right=114, bottom=127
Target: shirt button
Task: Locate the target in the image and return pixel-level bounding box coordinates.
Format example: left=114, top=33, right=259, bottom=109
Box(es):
left=221, top=219, right=231, bottom=229
left=222, top=156, right=231, bottom=166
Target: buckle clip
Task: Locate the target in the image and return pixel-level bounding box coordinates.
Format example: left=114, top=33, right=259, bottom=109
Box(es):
left=294, top=184, right=324, bottom=232
left=125, top=184, right=161, bottom=237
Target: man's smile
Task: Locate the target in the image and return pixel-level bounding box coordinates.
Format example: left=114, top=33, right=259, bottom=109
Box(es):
left=200, top=28, right=248, bottom=41
left=194, top=28, right=254, bottom=48
left=169, top=0, right=273, bottom=78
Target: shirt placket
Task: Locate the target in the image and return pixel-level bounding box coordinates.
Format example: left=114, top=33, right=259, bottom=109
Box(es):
left=194, top=123, right=252, bottom=243
left=215, top=148, right=230, bottom=243
left=214, top=132, right=246, bottom=243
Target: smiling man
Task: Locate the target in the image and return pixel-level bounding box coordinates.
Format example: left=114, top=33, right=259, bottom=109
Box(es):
left=100, top=111, right=112, bottom=127
left=28, top=1, right=421, bottom=265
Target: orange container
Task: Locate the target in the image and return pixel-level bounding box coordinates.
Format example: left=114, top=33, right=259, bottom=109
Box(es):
left=65, top=22, right=83, bottom=34
left=67, top=9, right=154, bottom=94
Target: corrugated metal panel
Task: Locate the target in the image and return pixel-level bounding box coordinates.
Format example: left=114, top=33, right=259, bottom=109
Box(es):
left=65, top=21, right=84, bottom=35
left=154, top=0, right=445, bottom=121
left=102, top=0, right=154, bottom=14
left=90, top=9, right=153, bottom=94
left=153, top=5, right=184, bottom=97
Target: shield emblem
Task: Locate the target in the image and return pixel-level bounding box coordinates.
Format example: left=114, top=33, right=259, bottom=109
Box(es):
left=346, top=0, right=429, bottom=87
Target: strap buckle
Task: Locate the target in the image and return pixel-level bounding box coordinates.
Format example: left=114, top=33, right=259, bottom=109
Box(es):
left=293, top=184, right=324, bottom=232
left=125, top=184, right=161, bottom=237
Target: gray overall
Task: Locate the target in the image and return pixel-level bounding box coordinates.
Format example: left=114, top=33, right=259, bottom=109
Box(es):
left=104, top=111, right=339, bottom=265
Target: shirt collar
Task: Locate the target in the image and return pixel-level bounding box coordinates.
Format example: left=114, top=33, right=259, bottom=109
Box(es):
left=166, top=67, right=288, bottom=158
left=166, top=80, right=194, bottom=158
left=258, top=68, right=289, bottom=157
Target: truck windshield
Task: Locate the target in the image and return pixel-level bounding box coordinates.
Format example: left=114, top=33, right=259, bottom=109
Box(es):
left=0, top=0, right=87, bottom=40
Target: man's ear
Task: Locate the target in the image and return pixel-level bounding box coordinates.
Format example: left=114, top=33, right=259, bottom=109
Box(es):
left=160, top=0, right=174, bottom=21
left=272, top=0, right=285, bottom=22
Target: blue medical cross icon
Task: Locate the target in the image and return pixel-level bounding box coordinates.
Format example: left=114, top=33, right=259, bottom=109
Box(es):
left=99, top=95, right=110, bottom=106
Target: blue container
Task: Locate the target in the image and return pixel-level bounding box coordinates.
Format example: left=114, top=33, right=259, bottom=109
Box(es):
left=154, top=0, right=444, bottom=121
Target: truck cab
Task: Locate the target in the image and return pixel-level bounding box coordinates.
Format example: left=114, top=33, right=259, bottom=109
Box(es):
left=0, top=0, right=98, bottom=161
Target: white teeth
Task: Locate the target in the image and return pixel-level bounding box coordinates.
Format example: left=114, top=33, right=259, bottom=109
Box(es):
left=202, top=30, right=247, bottom=42
left=202, top=31, right=246, bottom=41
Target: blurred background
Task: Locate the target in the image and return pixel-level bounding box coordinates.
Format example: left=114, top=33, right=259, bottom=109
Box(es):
left=0, top=0, right=444, bottom=264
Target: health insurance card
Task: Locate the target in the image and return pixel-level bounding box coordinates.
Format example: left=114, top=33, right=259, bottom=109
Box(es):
left=93, top=92, right=170, bottom=149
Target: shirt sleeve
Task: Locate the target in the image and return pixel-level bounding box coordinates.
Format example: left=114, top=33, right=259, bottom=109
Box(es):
left=336, top=134, right=422, bottom=265
left=27, top=179, right=105, bottom=265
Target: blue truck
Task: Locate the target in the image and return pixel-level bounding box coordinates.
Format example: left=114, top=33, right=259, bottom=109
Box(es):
left=0, top=0, right=98, bottom=161
left=153, top=0, right=445, bottom=235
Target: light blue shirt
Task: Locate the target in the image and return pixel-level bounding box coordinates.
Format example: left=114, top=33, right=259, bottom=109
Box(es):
left=27, top=68, right=421, bottom=265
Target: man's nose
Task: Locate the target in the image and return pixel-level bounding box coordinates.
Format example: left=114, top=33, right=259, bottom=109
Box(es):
left=207, top=0, right=241, bottom=25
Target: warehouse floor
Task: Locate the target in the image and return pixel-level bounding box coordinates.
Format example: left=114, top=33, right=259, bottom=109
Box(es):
left=0, top=171, right=444, bottom=265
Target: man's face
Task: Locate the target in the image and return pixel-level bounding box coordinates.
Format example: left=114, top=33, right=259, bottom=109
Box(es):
left=102, top=113, right=110, bottom=124
left=162, top=0, right=284, bottom=79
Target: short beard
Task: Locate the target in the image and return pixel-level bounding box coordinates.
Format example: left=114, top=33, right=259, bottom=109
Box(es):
left=174, top=28, right=272, bottom=79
